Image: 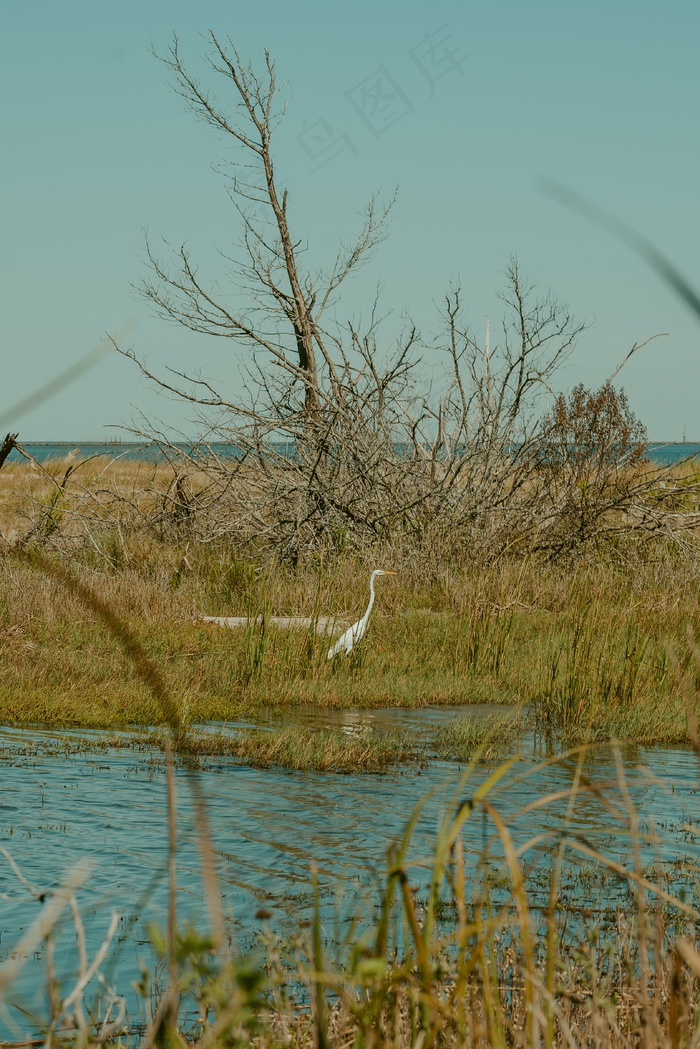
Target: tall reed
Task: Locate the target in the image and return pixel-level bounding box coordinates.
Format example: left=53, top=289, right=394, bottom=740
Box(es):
left=3, top=547, right=700, bottom=1045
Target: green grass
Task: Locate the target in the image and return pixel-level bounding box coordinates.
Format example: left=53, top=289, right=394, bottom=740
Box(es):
left=125, top=725, right=420, bottom=773
left=0, top=717, right=517, bottom=775
left=4, top=492, right=700, bottom=1039
left=431, top=712, right=516, bottom=762
left=0, top=540, right=699, bottom=746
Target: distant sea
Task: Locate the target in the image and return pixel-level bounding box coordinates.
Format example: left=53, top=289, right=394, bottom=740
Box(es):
left=4, top=441, right=700, bottom=467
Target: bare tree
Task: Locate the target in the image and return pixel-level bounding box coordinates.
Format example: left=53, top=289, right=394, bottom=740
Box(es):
left=128, top=32, right=391, bottom=430
left=115, top=32, right=435, bottom=556
left=0, top=433, right=18, bottom=473
left=112, top=36, right=699, bottom=563
left=406, top=259, right=587, bottom=551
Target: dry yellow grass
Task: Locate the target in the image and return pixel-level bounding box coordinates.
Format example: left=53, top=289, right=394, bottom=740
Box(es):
left=3, top=464, right=700, bottom=1044
left=0, top=458, right=699, bottom=744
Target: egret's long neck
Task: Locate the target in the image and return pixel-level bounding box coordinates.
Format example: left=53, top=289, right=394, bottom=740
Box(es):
left=362, top=574, right=377, bottom=623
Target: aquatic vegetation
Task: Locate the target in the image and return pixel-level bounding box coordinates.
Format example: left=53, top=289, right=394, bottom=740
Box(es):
left=2, top=741, right=700, bottom=1046
left=0, top=532, right=699, bottom=743
left=2, top=517, right=700, bottom=1046
left=150, top=725, right=423, bottom=774
left=430, top=711, right=514, bottom=762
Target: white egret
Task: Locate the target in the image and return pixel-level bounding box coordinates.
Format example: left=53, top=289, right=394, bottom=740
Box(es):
left=327, top=569, right=396, bottom=659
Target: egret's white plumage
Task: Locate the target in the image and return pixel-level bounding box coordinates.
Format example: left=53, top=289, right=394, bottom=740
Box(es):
left=327, top=569, right=396, bottom=659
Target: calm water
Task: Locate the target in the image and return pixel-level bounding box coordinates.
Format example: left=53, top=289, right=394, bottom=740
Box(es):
left=6, top=441, right=700, bottom=466
left=1, top=711, right=699, bottom=1038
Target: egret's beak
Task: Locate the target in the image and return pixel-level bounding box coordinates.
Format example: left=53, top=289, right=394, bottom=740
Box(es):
left=382, top=571, right=397, bottom=576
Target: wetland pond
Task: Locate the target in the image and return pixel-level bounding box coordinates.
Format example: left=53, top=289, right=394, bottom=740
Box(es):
left=1, top=705, right=700, bottom=1038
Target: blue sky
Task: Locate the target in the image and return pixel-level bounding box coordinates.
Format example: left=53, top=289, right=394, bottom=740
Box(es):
left=2, top=0, right=699, bottom=441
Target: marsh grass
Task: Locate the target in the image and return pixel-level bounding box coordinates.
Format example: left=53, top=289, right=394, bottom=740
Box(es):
left=4, top=469, right=700, bottom=1046
left=147, top=725, right=423, bottom=773
left=534, top=597, right=671, bottom=737
left=1, top=459, right=700, bottom=746
left=0, top=716, right=515, bottom=775
left=431, top=712, right=515, bottom=762
left=139, top=711, right=514, bottom=772
left=1, top=527, right=698, bottom=742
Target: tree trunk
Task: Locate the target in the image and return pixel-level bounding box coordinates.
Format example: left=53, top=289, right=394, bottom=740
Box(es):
left=0, top=433, right=18, bottom=472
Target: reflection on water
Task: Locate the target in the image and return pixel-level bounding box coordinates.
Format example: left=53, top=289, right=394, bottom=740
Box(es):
left=257, top=702, right=516, bottom=737
left=1, top=709, right=699, bottom=1037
